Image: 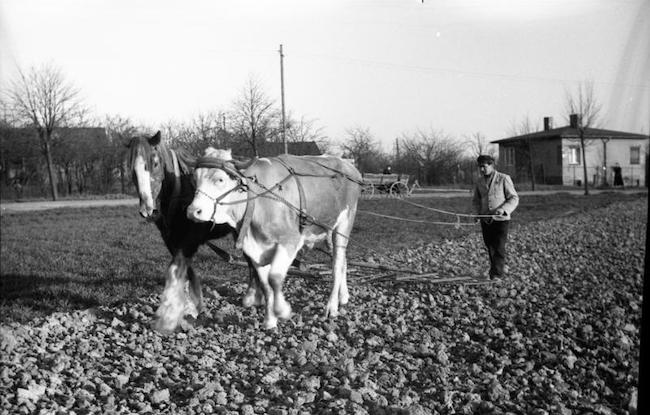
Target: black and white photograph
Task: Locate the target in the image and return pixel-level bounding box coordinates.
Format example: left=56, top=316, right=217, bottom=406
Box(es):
left=1, top=1, right=648, bottom=414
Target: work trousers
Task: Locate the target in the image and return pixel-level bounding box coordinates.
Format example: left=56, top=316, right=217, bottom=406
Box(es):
left=480, top=220, right=510, bottom=278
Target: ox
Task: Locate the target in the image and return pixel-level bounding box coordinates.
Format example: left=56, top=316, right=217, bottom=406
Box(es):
left=128, top=132, right=260, bottom=332
left=187, top=148, right=362, bottom=329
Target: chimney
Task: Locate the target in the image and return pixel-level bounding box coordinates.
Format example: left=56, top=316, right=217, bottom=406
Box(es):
left=543, top=117, right=553, bottom=131
left=569, top=113, right=581, bottom=129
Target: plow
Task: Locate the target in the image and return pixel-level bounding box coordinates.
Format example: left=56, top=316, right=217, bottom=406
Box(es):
left=224, top=250, right=487, bottom=285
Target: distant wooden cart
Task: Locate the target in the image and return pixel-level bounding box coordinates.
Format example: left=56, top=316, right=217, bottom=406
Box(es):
left=362, top=173, right=414, bottom=197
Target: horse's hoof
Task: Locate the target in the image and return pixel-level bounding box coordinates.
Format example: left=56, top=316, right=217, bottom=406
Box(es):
left=275, top=301, right=292, bottom=320
left=152, top=318, right=177, bottom=334
left=263, top=318, right=278, bottom=330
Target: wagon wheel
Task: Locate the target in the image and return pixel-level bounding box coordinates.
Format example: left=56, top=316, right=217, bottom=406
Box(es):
left=389, top=182, right=409, bottom=198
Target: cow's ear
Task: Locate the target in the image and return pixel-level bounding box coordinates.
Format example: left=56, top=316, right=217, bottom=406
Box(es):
left=149, top=131, right=161, bottom=146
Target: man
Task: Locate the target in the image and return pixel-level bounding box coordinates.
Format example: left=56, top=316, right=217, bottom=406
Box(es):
left=612, top=163, right=624, bottom=187
left=472, top=154, right=519, bottom=280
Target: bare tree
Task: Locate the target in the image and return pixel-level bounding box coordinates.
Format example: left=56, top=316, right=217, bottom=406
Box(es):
left=188, top=111, right=221, bottom=152
left=0, top=99, right=17, bottom=191
left=340, top=126, right=386, bottom=173
left=284, top=113, right=330, bottom=152
left=159, top=119, right=188, bottom=147
left=158, top=111, right=234, bottom=156
left=465, top=132, right=495, bottom=158
left=564, top=80, right=602, bottom=195
left=230, top=76, right=277, bottom=157
left=4, top=64, right=86, bottom=200
left=401, top=128, right=465, bottom=185
left=104, top=114, right=137, bottom=193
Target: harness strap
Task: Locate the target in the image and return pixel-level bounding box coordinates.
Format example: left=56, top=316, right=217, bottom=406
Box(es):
left=170, top=149, right=182, bottom=199
left=274, top=157, right=308, bottom=232
left=161, top=149, right=183, bottom=230
left=235, top=186, right=256, bottom=250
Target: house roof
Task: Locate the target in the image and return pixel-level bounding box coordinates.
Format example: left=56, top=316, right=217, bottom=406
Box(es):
left=492, top=125, right=649, bottom=145
left=232, top=141, right=322, bottom=158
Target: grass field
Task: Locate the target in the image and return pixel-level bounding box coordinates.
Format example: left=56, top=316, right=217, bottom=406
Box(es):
left=1, top=191, right=645, bottom=323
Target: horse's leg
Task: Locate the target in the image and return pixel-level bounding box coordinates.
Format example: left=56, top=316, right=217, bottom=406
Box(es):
left=154, top=252, right=189, bottom=333
left=181, top=243, right=203, bottom=319
left=185, top=260, right=202, bottom=319
left=242, top=254, right=264, bottom=307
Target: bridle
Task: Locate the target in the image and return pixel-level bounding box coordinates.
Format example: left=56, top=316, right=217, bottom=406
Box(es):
left=193, top=156, right=251, bottom=223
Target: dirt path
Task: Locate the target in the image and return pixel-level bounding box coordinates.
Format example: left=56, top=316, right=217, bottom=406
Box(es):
left=0, top=198, right=139, bottom=214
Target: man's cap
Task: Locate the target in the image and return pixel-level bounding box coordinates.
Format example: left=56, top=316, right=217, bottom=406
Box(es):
left=477, top=154, right=494, bottom=164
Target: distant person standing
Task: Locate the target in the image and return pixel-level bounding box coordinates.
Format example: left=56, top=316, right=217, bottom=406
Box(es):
left=613, top=163, right=624, bottom=187
left=383, top=165, right=392, bottom=174
left=472, top=155, right=519, bottom=280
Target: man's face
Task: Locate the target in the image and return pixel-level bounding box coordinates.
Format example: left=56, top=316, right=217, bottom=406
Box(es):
left=478, top=162, right=494, bottom=177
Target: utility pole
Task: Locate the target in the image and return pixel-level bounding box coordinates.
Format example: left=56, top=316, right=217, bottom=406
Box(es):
left=279, top=44, right=287, bottom=154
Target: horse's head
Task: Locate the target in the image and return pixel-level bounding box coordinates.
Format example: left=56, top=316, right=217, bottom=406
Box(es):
left=127, top=131, right=166, bottom=221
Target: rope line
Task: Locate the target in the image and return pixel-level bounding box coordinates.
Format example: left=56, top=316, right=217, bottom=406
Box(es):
left=357, top=209, right=477, bottom=227
left=397, top=198, right=497, bottom=219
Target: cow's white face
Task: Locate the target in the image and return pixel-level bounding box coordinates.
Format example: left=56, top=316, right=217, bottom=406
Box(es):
left=187, top=167, right=239, bottom=227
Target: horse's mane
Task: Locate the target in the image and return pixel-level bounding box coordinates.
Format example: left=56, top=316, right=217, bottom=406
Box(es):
left=172, top=147, right=197, bottom=175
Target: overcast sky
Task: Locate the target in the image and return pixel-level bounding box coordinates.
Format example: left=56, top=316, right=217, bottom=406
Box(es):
left=1, top=0, right=648, bottom=152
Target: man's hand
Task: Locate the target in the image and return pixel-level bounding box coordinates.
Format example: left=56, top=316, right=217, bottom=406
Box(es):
left=494, top=208, right=505, bottom=216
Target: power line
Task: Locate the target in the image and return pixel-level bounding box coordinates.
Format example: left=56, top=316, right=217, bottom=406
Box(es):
left=291, top=51, right=650, bottom=90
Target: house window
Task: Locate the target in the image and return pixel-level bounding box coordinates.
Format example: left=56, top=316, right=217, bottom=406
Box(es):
left=501, top=147, right=515, bottom=166
left=630, top=146, right=640, bottom=165
left=568, top=145, right=581, bottom=165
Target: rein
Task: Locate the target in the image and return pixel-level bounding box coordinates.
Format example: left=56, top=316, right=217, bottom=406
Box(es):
left=169, top=149, right=182, bottom=200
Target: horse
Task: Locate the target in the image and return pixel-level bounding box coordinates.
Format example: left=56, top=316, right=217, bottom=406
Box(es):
left=127, top=131, right=262, bottom=332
